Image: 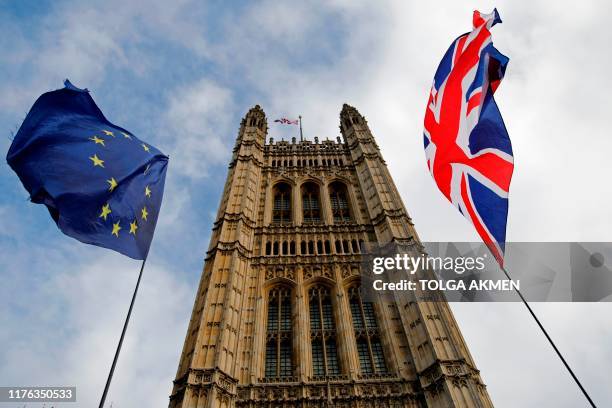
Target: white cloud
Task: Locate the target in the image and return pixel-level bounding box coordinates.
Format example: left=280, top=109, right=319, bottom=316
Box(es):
left=162, top=79, right=235, bottom=179
left=0, top=0, right=212, bottom=114
left=0, top=251, right=192, bottom=407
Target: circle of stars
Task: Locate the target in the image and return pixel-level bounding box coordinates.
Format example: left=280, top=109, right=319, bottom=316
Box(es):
left=89, top=128, right=155, bottom=239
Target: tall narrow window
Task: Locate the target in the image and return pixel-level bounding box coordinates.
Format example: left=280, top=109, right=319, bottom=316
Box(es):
left=349, top=285, right=387, bottom=376
left=301, top=182, right=321, bottom=223
left=311, top=339, right=325, bottom=376
left=272, top=183, right=292, bottom=224
left=265, top=287, right=293, bottom=379
left=309, top=285, right=341, bottom=378
left=329, top=182, right=351, bottom=222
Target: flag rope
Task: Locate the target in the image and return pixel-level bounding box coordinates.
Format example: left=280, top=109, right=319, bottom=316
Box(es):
left=98, top=258, right=147, bottom=408
left=500, top=265, right=597, bottom=407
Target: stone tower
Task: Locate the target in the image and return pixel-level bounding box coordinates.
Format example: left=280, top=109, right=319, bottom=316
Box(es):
left=169, top=105, right=494, bottom=407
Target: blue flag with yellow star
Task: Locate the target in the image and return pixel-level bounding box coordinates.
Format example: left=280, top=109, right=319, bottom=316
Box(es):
left=6, top=80, right=168, bottom=260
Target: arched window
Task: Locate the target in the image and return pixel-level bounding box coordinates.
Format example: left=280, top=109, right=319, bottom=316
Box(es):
left=272, top=183, right=292, bottom=224
left=301, top=182, right=321, bottom=223
left=329, top=182, right=351, bottom=222
left=348, top=286, right=387, bottom=375
left=309, top=285, right=341, bottom=377
left=343, top=240, right=349, bottom=253
left=301, top=241, right=307, bottom=255
left=265, top=241, right=271, bottom=256
left=265, top=287, right=294, bottom=379
left=335, top=240, right=342, bottom=254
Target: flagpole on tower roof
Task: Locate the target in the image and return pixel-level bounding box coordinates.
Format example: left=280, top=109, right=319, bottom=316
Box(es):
left=299, top=115, right=303, bottom=141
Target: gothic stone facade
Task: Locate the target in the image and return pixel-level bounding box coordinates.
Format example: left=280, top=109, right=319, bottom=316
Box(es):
left=169, top=105, right=493, bottom=408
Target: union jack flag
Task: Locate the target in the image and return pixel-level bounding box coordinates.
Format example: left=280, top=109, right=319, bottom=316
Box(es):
left=424, top=9, right=514, bottom=265
left=274, top=118, right=299, bottom=125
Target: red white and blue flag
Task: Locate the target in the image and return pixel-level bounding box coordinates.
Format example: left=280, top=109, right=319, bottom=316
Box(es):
left=274, top=118, right=298, bottom=125
left=423, top=9, right=513, bottom=265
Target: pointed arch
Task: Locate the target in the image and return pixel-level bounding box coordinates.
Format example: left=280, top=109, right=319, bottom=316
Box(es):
left=272, top=182, right=292, bottom=224
left=301, top=181, right=321, bottom=224
left=328, top=181, right=352, bottom=223
left=347, top=284, right=387, bottom=375
left=264, top=285, right=294, bottom=379
left=308, top=284, right=341, bottom=377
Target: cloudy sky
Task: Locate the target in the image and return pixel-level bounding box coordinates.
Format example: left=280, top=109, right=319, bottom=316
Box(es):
left=1, top=1, right=611, bottom=406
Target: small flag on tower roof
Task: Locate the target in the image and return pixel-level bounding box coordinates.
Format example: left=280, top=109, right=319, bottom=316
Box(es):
left=274, top=118, right=299, bottom=125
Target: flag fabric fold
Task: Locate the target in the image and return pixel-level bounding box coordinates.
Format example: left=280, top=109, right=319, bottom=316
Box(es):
left=7, top=80, right=168, bottom=260
left=423, top=9, right=514, bottom=265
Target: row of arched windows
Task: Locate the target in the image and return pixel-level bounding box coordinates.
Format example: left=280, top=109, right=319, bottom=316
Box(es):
left=265, top=238, right=364, bottom=256
left=272, top=181, right=352, bottom=224
left=247, top=116, right=265, bottom=130
left=271, top=157, right=345, bottom=168
left=343, top=114, right=361, bottom=130
left=264, top=284, right=387, bottom=379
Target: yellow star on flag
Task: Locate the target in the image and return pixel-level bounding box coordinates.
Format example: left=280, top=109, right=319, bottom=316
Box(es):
left=141, top=206, right=149, bottom=221
left=99, top=203, right=111, bottom=221
left=89, top=135, right=105, bottom=146
left=129, top=220, right=138, bottom=235
left=107, top=177, right=118, bottom=192
left=102, top=129, right=115, bottom=137
left=145, top=185, right=152, bottom=197
left=89, top=154, right=105, bottom=167
left=121, top=132, right=132, bottom=139
left=111, top=221, right=121, bottom=237
left=142, top=143, right=150, bottom=152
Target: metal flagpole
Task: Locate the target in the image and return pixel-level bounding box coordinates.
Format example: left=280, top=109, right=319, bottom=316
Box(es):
left=98, top=258, right=147, bottom=408
left=299, top=115, right=303, bottom=141
left=500, top=265, right=597, bottom=407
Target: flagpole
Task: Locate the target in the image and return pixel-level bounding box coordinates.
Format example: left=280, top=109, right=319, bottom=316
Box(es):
left=98, top=258, right=147, bottom=408
left=500, top=265, right=596, bottom=407
left=299, top=115, right=303, bottom=141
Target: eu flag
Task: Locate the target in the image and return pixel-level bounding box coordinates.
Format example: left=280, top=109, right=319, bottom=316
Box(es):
left=6, top=80, right=168, bottom=260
